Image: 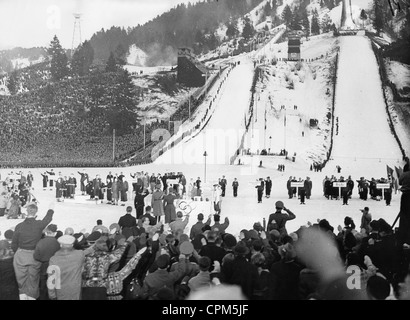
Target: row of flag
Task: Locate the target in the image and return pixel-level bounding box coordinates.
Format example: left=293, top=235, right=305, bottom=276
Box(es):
left=387, top=164, right=403, bottom=191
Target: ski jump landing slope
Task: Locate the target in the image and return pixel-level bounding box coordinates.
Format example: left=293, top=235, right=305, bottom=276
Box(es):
left=328, top=35, right=403, bottom=177
left=155, top=57, right=254, bottom=166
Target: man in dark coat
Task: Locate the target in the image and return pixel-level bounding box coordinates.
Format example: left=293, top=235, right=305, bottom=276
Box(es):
left=77, top=170, right=89, bottom=195
left=269, top=243, right=303, bottom=300
left=267, top=201, right=296, bottom=236
left=255, top=178, right=264, bottom=203
left=118, top=206, right=137, bottom=230
left=398, top=165, right=410, bottom=246
left=304, top=177, right=312, bottom=199
left=199, top=231, right=227, bottom=268
left=287, top=176, right=293, bottom=199
left=220, top=242, right=259, bottom=299
left=134, top=189, right=149, bottom=219
left=46, top=169, right=55, bottom=190
left=33, top=224, right=60, bottom=300
left=232, top=178, right=239, bottom=197
left=265, top=177, right=272, bottom=198
left=219, top=176, right=227, bottom=197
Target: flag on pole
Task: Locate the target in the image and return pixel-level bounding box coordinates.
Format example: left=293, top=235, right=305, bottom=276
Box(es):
left=395, top=166, right=403, bottom=179
left=386, top=165, right=394, bottom=177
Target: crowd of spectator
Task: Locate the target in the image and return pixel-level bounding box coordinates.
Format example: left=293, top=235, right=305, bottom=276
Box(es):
left=0, top=68, right=183, bottom=167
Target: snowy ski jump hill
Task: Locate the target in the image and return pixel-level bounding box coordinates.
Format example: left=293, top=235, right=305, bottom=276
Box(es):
left=327, top=34, right=404, bottom=178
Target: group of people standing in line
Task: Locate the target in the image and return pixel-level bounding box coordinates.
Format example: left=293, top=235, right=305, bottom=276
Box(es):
left=323, top=175, right=395, bottom=206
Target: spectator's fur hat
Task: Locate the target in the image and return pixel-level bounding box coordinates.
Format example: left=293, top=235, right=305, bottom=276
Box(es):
left=222, top=233, right=237, bottom=249
left=233, top=242, right=250, bottom=256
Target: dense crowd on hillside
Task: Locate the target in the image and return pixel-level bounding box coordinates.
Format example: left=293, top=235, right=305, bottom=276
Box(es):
left=0, top=164, right=409, bottom=301
left=0, top=72, right=177, bottom=167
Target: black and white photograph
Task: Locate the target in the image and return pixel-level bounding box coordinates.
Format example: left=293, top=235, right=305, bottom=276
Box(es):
left=0, top=0, right=410, bottom=305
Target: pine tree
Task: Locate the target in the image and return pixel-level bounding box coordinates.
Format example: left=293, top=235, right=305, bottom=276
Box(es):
left=226, top=21, right=239, bottom=38
left=107, top=69, right=137, bottom=134
left=115, top=44, right=127, bottom=65
left=291, top=11, right=302, bottom=30
left=264, top=1, right=272, bottom=17
left=71, top=40, right=94, bottom=76
left=302, top=9, right=310, bottom=37
left=242, top=18, right=255, bottom=40
left=106, top=52, right=117, bottom=72
left=373, top=0, right=384, bottom=35
left=7, top=71, right=18, bottom=95
left=48, top=35, right=69, bottom=81
left=311, top=10, right=321, bottom=35
left=282, top=5, right=293, bottom=29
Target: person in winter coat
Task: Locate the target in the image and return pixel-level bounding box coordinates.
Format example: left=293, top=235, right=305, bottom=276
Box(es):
left=232, top=178, right=239, bottom=197
left=265, top=177, right=272, bottom=198
left=267, top=201, right=296, bottom=236
left=151, top=184, right=164, bottom=223
left=163, top=188, right=178, bottom=224
left=0, top=240, right=19, bottom=300
left=304, top=177, right=312, bottom=199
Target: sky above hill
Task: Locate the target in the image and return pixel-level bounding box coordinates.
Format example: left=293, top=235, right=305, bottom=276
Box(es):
left=0, top=0, right=203, bottom=50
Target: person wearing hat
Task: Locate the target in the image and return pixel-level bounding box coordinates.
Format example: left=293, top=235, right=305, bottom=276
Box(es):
left=118, top=206, right=137, bottom=230
left=360, top=207, right=372, bottom=234
left=221, top=233, right=237, bottom=253
left=163, top=187, right=178, bottom=224
left=267, top=201, right=296, bottom=236
left=265, top=177, right=272, bottom=199
left=81, top=235, right=131, bottom=300
left=0, top=239, right=19, bottom=300
left=190, top=213, right=211, bottom=241
left=140, top=253, right=191, bottom=299
left=220, top=242, right=259, bottom=299
left=33, top=224, right=60, bottom=300
left=151, top=184, right=165, bottom=223
left=47, top=234, right=95, bottom=300
left=11, top=202, right=54, bottom=300
left=232, top=178, right=239, bottom=197
left=170, top=241, right=199, bottom=282
left=269, top=242, right=303, bottom=300
left=255, top=178, right=264, bottom=203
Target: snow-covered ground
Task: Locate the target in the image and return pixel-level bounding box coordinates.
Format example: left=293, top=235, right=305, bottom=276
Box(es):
left=156, top=56, right=254, bottom=166
left=246, top=34, right=338, bottom=166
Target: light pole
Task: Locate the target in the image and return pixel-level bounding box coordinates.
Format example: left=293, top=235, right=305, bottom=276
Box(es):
left=203, top=151, right=208, bottom=183
left=284, top=109, right=287, bottom=157
left=143, top=119, right=146, bottom=150
left=269, top=136, right=272, bottom=154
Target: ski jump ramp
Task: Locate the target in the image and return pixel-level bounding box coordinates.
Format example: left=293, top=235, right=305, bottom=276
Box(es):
left=328, top=35, right=403, bottom=177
